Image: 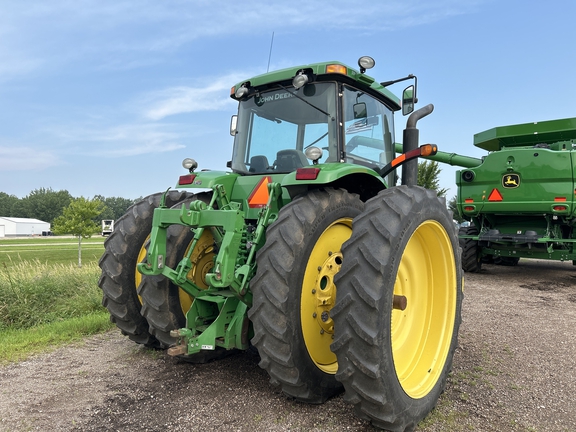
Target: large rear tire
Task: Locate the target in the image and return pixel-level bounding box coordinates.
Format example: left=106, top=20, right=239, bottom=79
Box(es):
left=98, top=191, right=190, bottom=347
left=459, top=225, right=482, bottom=273
left=249, top=188, right=364, bottom=403
left=331, top=186, right=463, bottom=431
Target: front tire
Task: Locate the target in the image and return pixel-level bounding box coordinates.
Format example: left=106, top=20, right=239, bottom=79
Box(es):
left=249, top=188, right=364, bottom=403
left=331, top=186, right=463, bottom=431
left=98, top=191, right=190, bottom=347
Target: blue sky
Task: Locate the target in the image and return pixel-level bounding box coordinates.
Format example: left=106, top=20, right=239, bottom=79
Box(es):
left=1, top=0, right=575, bottom=200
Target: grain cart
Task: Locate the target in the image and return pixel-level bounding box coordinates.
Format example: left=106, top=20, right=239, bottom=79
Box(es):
left=455, top=117, right=576, bottom=272
left=99, top=57, right=463, bottom=431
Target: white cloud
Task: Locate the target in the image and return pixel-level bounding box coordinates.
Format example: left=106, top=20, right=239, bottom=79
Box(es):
left=87, top=127, right=186, bottom=157
left=136, top=1, right=484, bottom=49
left=0, top=146, right=61, bottom=171
left=14, top=70, right=248, bottom=161
left=49, top=122, right=187, bottom=157
left=0, top=0, right=485, bottom=79
left=141, top=74, right=246, bottom=120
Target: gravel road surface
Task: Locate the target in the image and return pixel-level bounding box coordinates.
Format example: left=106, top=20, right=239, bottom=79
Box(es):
left=1, top=259, right=575, bottom=431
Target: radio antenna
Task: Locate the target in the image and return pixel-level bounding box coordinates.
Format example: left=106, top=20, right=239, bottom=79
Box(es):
left=267, top=32, right=274, bottom=72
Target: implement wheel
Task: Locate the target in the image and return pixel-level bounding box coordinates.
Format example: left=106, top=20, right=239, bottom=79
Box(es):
left=249, top=188, right=364, bottom=403
left=331, top=186, right=463, bottom=431
left=99, top=191, right=191, bottom=347
left=459, top=225, right=481, bottom=273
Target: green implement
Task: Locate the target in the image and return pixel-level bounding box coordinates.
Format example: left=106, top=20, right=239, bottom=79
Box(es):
left=453, top=117, right=576, bottom=271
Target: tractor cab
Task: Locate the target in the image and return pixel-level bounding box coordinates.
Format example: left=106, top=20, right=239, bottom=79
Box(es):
left=228, top=58, right=410, bottom=187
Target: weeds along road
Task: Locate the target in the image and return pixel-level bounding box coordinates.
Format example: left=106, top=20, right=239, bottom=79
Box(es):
left=1, top=259, right=575, bottom=431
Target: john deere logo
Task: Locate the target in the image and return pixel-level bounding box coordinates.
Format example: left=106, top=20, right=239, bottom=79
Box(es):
left=502, top=174, right=520, bottom=188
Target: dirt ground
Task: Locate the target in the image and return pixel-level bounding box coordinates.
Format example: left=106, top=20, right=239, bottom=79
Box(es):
left=1, top=259, right=575, bottom=432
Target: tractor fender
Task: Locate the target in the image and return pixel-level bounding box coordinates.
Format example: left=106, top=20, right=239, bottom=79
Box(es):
left=281, top=163, right=386, bottom=201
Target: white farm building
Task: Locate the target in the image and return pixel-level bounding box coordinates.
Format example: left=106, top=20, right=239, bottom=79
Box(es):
left=0, top=217, right=51, bottom=238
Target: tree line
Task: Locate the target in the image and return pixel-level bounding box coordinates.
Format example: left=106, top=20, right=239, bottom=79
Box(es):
left=0, top=188, right=138, bottom=225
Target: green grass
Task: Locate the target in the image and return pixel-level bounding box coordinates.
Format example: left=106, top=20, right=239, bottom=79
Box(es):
left=0, top=238, right=113, bottom=363
left=0, top=313, right=114, bottom=364
left=0, top=260, right=105, bottom=329
left=0, top=236, right=105, bottom=267
left=0, top=236, right=105, bottom=244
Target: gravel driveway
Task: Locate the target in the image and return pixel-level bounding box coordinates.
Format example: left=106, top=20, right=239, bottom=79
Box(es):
left=1, top=259, right=575, bottom=431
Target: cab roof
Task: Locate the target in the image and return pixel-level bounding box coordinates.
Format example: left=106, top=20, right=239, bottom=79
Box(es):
left=231, top=61, right=401, bottom=111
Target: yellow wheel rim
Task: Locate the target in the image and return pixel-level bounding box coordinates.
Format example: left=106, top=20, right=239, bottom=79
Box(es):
left=134, top=234, right=151, bottom=305
left=301, top=218, right=353, bottom=374
left=391, top=220, right=457, bottom=399
left=179, top=229, right=215, bottom=314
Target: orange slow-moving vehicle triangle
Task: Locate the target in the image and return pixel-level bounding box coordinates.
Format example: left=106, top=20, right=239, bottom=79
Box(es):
left=488, top=188, right=503, bottom=202
left=248, top=176, right=271, bottom=208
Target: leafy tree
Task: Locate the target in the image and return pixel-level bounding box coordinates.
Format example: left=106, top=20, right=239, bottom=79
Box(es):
left=0, top=192, right=19, bottom=216
left=14, top=188, right=73, bottom=223
left=107, top=196, right=135, bottom=219
left=10, top=199, right=28, bottom=218
left=417, top=160, right=448, bottom=197
left=93, top=195, right=135, bottom=220
left=448, top=196, right=464, bottom=223
left=52, top=197, right=104, bottom=267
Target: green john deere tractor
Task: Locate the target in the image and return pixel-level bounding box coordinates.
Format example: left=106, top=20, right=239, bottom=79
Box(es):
left=451, top=117, right=576, bottom=272
left=99, top=56, right=463, bottom=431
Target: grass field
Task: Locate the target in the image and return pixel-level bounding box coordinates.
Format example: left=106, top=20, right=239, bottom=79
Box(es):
left=0, top=236, right=105, bottom=267
left=0, top=235, right=114, bottom=363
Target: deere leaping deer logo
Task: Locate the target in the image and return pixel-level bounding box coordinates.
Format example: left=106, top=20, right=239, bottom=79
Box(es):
left=502, top=174, right=520, bottom=188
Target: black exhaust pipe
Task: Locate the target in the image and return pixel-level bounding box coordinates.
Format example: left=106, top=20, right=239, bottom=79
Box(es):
left=402, top=104, right=434, bottom=186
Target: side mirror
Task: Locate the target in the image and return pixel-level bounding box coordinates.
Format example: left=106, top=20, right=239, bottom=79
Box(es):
left=402, top=85, right=416, bottom=116
left=353, top=102, right=367, bottom=120
left=230, top=115, right=238, bottom=136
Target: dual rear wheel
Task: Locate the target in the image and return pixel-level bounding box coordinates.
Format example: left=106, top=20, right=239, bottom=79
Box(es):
left=250, top=186, right=463, bottom=431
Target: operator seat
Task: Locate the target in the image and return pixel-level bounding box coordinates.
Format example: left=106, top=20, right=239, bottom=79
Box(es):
left=249, top=155, right=270, bottom=173
left=274, top=149, right=309, bottom=172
